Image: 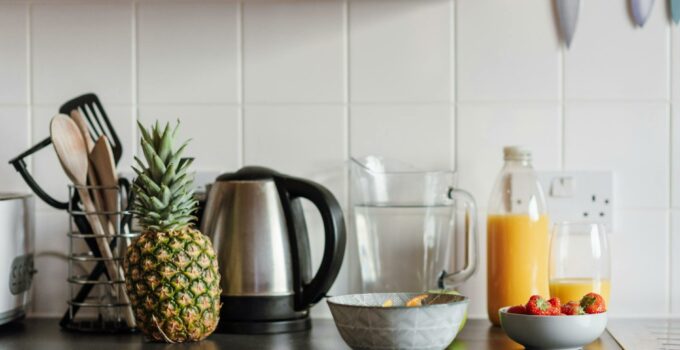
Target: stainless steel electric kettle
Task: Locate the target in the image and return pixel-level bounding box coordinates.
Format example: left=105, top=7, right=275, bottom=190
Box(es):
left=201, top=166, right=346, bottom=334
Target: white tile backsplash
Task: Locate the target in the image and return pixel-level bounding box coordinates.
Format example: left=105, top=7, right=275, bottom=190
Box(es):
left=243, top=1, right=345, bottom=103
left=349, top=0, right=452, bottom=103
left=138, top=105, right=240, bottom=171
left=244, top=105, right=346, bottom=186
left=137, top=2, right=239, bottom=104
left=564, top=0, right=669, bottom=101
left=0, top=107, right=30, bottom=192
left=456, top=0, right=559, bottom=102
left=0, top=0, right=677, bottom=318
left=608, top=209, right=669, bottom=316
left=0, top=4, right=28, bottom=105
left=564, top=102, right=670, bottom=209
left=31, top=3, right=133, bottom=105
left=350, top=104, right=453, bottom=169
left=457, top=103, right=562, bottom=206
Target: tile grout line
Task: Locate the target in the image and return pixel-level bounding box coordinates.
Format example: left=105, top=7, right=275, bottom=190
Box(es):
left=26, top=2, right=32, bottom=159
left=343, top=0, right=352, bottom=292
left=667, top=21, right=673, bottom=315
left=452, top=0, right=458, bottom=172
left=238, top=0, right=245, bottom=168
left=131, top=0, right=138, bottom=157
left=559, top=39, right=566, bottom=171
left=25, top=1, right=33, bottom=315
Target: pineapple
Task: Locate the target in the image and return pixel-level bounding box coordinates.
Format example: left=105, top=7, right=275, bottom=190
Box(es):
left=124, top=120, right=221, bottom=342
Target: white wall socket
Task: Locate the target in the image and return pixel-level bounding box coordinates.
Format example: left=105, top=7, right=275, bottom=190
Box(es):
left=536, top=171, right=614, bottom=232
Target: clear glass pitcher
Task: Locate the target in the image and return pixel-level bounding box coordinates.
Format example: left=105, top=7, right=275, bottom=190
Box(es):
left=350, top=156, right=478, bottom=292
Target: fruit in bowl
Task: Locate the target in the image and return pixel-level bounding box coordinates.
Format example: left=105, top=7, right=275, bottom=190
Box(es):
left=327, top=292, right=468, bottom=350
left=500, top=293, right=608, bottom=350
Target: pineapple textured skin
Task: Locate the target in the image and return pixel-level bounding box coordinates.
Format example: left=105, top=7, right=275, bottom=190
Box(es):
left=125, top=227, right=221, bottom=342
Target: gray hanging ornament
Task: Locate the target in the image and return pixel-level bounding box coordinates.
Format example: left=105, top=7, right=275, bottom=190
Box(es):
left=630, top=0, right=655, bottom=27
left=671, top=0, right=680, bottom=24
left=556, top=0, right=581, bottom=48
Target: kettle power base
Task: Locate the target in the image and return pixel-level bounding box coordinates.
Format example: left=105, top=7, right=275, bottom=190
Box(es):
left=215, top=317, right=311, bottom=334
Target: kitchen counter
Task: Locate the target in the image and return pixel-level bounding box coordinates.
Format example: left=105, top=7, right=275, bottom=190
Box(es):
left=0, top=318, right=622, bottom=349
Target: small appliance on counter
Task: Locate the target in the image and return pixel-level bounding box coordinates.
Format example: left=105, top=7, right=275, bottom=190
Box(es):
left=201, top=167, right=346, bottom=334
left=0, top=193, right=35, bottom=325
left=350, top=156, right=478, bottom=293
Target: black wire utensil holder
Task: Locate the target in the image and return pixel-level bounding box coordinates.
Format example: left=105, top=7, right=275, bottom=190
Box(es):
left=63, top=183, right=138, bottom=333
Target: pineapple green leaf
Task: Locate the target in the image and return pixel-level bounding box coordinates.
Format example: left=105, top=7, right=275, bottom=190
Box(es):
left=133, top=120, right=197, bottom=232
left=158, top=122, right=173, bottom=162
left=137, top=121, right=152, bottom=144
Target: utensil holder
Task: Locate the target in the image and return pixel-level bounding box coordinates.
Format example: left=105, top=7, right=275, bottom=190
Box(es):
left=63, top=184, right=137, bottom=333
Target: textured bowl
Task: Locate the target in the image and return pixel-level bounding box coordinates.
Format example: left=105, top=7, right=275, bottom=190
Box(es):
left=327, top=292, right=468, bottom=350
left=499, top=307, right=608, bottom=350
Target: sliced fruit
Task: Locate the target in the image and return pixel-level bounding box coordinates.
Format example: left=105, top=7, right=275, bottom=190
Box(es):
left=406, top=294, right=428, bottom=307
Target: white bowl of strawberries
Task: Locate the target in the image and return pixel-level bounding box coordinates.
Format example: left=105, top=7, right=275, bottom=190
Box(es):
left=499, top=293, right=607, bottom=350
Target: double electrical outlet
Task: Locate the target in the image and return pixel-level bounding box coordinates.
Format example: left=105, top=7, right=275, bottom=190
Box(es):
left=536, top=171, right=614, bottom=232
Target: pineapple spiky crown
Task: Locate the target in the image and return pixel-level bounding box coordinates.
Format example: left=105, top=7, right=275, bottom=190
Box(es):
left=132, top=120, right=197, bottom=232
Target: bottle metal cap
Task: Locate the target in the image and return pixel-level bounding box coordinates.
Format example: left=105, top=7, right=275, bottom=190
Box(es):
left=503, top=146, right=532, bottom=161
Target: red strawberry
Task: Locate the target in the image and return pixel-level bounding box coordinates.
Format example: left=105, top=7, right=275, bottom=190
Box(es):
left=561, top=301, right=585, bottom=315
left=525, top=295, right=558, bottom=316
left=547, top=297, right=561, bottom=315
left=580, top=293, right=606, bottom=314
left=507, top=305, right=527, bottom=314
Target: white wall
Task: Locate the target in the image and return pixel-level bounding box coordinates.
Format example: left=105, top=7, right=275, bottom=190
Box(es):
left=0, top=0, right=677, bottom=319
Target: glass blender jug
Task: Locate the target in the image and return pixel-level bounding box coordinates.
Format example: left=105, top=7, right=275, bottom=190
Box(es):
left=350, top=156, right=478, bottom=292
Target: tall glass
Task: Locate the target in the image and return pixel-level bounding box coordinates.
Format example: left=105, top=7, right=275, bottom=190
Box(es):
left=549, top=222, right=611, bottom=305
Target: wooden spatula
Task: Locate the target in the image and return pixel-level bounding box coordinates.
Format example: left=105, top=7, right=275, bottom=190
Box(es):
left=90, top=135, right=120, bottom=233
left=50, top=114, right=135, bottom=327
left=71, top=110, right=112, bottom=234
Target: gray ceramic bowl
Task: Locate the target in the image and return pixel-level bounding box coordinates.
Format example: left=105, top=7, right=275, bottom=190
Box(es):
left=327, top=292, right=468, bottom=350
left=499, top=306, right=608, bottom=350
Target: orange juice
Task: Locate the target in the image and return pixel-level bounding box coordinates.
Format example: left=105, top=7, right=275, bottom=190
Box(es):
left=487, top=214, right=549, bottom=325
left=550, top=278, right=611, bottom=306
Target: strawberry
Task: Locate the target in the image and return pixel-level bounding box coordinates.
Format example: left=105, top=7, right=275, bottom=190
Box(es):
left=561, top=301, right=585, bottom=315
left=525, top=295, right=559, bottom=316
left=580, top=293, right=606, bottom=314
left=507, top=305, right=527, bottom=314
left=547, top=297, right=561, bottom=315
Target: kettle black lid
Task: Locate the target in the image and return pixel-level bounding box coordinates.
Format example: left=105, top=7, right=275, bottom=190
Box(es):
left=216, top=166, right=281, bottom=181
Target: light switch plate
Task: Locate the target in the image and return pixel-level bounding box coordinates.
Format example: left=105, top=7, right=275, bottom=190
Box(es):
left=537, top=171, right=614, bottom=232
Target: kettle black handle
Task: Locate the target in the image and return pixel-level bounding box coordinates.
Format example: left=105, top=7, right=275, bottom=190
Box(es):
left=283, top=177, right=346, bottom=307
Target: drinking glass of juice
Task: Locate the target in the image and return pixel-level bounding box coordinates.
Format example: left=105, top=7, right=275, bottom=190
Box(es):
left=549, top=222, right=611, bottom=306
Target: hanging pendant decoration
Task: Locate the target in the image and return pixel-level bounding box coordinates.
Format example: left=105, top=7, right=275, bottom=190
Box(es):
left=555, top=0, right=581, bottom=48
left=671, top=0, right=680, bottom=24
left=630, top=0, right=655, bottom=27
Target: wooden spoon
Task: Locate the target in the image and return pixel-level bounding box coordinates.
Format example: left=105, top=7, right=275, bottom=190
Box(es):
left=50, top=114, right=136, bottom=327
left=90, top=135, right=120, bottom=234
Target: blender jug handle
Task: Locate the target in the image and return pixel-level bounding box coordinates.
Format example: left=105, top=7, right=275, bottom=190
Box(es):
left=282, top=177, right=346, bottom=307
left=439, top=187, right=478, bottom=288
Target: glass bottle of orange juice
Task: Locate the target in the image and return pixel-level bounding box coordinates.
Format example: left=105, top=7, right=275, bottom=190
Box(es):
left=487, top=146, right=549, bottom=326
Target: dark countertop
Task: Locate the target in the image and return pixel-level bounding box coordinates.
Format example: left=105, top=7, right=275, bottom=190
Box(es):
left=0, top=318, right=621, bottom=350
